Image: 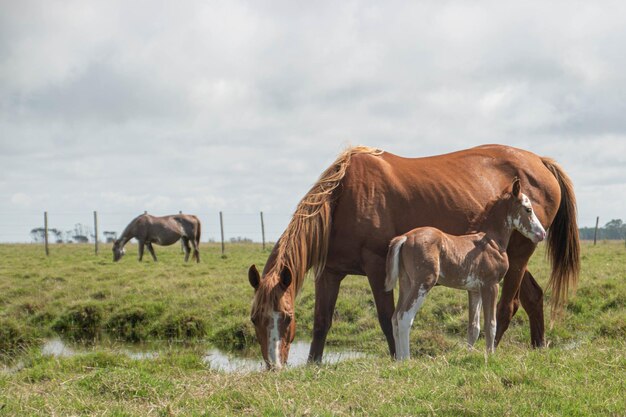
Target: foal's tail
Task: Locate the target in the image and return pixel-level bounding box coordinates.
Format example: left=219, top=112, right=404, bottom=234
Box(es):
left=541, top=157, right=580, bottom=321
left=385, top=235, right=408, bottom=292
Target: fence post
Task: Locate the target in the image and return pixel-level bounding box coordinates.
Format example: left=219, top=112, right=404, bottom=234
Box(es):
left=593, top=216, right=599, bottom=245
left=44, top=211, right=49, bottom=256
left=220, top=211, right=225, bottom=257
left=260, top=211, right=266, bottom=251
left=94, top=211, right=99, bottom=255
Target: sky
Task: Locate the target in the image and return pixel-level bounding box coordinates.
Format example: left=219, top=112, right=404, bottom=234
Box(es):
left=1, top=0, right=625, bottom=243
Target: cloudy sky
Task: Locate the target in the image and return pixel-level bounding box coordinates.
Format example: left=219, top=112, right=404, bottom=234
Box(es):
left=1, top=0, right=625, bottom=243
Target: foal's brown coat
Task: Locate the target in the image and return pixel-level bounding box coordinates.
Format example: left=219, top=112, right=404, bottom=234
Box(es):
left=385, top=179, right=546, bottom=359
left=249, top=145, right=579, bottom=369
left=113, top=213, right=201, bottom=262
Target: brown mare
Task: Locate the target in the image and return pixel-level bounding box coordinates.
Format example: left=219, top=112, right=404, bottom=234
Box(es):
left=385, top=178, right=546, bottom=359
left=112, top=213, right=201, bottom=263
left=248, top=145, right=579, bottom=369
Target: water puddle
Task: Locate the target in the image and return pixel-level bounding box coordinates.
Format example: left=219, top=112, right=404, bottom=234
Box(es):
left=38, top=339, right=365, bottom=373
left=203, top=341, right=366, bottom=373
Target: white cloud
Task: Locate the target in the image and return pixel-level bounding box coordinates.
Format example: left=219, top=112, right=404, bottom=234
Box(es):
left=1, top=0, right=626, bottom=241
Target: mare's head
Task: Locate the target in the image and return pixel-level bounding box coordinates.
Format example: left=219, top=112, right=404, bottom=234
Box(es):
left=248, top=264, right=296, bottom=370
left=112, top=240, right=125, bottom=262
left=507, top=178, right=546, bottom=243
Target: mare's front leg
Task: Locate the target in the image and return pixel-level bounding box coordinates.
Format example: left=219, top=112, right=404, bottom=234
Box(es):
left=481, top=283, right=499, bottom=354
left=496, top=233, right=537, bottom=347
left=467, top=290, right=482, bottom=348
left=308, top=268, right=346, bottom=363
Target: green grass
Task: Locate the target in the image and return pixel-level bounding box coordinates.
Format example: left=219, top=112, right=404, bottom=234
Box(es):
left=0, top=241, right=625, bottom=416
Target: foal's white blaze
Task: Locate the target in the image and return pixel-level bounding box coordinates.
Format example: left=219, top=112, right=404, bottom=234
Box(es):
left=268, top=311, right=282, bottom=368
left=511, top=193, right=546, bottom=243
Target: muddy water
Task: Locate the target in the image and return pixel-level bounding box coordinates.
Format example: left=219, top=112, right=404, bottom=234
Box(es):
left=38, top=339, right=365, bottom=373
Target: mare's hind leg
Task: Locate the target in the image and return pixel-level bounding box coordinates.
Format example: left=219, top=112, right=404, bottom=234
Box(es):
left=467, top=290, right=482, bottom=348
left=138, top=241, right=145, bottom=261
left=481, top=283, right=499, bottom=354
left=495, top=233, right=537, bottom=348
left=519, top=270, right=545, bottom=348
left=190, top=238, right=200, bottom=263
left=308, top=268, right=346, bottom=363
left=146, top=242, right=158, bottom=262
left=363, top=255, right=397, bottom=359
left=182, top=238, right=191, bottom=262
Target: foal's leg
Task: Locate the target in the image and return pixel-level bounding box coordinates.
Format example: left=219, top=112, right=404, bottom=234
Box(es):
left=467, top=290, right=482, bottom=348
left=146, top=242, right=158, bottom=262
left=481, top=283, right=499, bottom=354
left=308, top=268, right=346, bottom=363
left=394, top=280, right=431, bottom=360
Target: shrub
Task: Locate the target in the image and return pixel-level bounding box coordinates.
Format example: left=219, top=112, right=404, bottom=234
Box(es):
left=211, top=321, right=256, bottom=351
left=52, top=302, right=103, bottom=341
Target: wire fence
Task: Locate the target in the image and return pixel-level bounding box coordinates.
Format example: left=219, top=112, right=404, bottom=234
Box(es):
left=0, top=210, right=293, bottom=253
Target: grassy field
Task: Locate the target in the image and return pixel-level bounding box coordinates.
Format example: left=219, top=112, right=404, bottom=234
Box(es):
left=0, top=241, right=624, bottom=416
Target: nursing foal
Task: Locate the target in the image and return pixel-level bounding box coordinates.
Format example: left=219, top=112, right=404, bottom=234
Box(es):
left=385, top=178, right=546, bottom=359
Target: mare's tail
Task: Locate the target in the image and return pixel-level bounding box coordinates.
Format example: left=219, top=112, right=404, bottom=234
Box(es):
left=385, top=235, right=408, bottom=292
left=541, top=157, right=580, bottom=321
left=195, top=217, right=202, bottom=246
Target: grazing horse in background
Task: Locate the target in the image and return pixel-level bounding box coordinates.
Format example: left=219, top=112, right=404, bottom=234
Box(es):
left=385, top=178, right=546, bottom=359
left=112, top=213, right=201, bottom=263
left=248, top=145, right=579, bottom=370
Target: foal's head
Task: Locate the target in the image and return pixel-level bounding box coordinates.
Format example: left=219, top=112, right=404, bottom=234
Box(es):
left=506, top=178, right=546, bottom=243
left=248, top=264, right=296, bottom=370
left=112, top=240, right=125, bottom=262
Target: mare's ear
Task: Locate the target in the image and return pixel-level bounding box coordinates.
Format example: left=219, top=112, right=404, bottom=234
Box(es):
left=279, top=267, right=292, bottom=290
left=512, top=177, right=521, bottom=198
left=248, top=265, right=260, bottom=290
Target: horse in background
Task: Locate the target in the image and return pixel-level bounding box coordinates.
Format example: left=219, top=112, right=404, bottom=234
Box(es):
left=248, top=145, right=579, bottom=370
left=385, top=178, right=546, bottom=359
left=113, top=213, right=201, bottom=263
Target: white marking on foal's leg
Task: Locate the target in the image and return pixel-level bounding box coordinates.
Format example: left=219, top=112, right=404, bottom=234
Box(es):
left=467, top=291, right=482, bottom=348
left=396, top=286, right=429, bottom=361
left=268, top=312, right=282, bottom=369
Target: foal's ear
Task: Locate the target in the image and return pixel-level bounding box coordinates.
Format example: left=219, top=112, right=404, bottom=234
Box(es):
left=279, top=267, right=292, bottom=290
left=512, top=177, right=521, bottom=198
left=248, top=265, right=260, bottom=290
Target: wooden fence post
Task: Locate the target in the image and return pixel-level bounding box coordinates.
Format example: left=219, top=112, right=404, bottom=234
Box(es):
left=593, top=216, right=599, bottom=245
left=94, top=211, right=99, bottom=255
left=260, top=211, right=266, bottom=251
left=220, top=211, right=225, bottom=257
left=44, top=211, right=49, bottom=256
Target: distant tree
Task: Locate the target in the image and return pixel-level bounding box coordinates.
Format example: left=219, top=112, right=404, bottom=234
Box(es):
left=50, top=228, right=63, bottom=243
left=103, top=231, right=118, bottom=243
left=604, top=219, right=626, bottom=240
left=30, top=227, right=45, bottom=243
left=229, top=236, right=253, bottom=243
left=72, top=223, right=92, bottom=243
